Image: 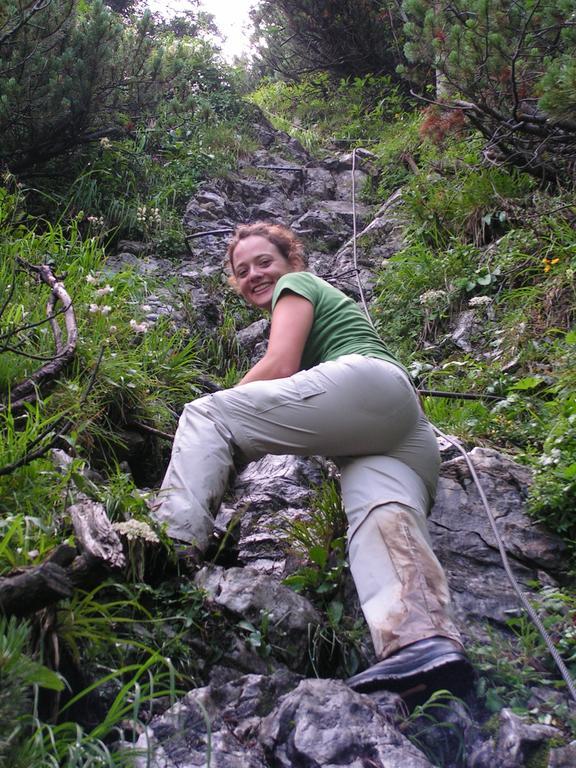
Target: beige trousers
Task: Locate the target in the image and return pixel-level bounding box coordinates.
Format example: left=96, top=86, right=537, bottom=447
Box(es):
left=154, top=355, right=461, bottom=658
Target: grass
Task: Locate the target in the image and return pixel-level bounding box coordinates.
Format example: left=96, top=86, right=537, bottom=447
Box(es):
left=1, top=68, right=576, bottom=761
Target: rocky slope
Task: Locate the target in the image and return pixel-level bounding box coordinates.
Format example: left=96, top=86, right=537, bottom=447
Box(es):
left=112, top=117, right=575, bottom=767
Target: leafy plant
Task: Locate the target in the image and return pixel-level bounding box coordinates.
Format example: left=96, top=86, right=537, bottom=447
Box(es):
left=0, top=617, right=63, bottom=766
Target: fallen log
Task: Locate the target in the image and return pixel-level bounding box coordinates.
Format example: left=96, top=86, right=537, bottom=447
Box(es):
left=0, top=498, right=125, bottom=617
left=0, top=562, right=73, bottom=617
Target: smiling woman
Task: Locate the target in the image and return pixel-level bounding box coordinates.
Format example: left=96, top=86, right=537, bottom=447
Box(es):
left=152, top=221, right=474, bottom=707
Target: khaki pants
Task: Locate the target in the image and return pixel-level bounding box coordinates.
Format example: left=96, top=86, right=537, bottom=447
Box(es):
left=154, top=355, right=461, bottom=658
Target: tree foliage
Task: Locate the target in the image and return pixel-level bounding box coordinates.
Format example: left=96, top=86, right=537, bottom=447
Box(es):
left=402, top=0, right=576, bottom=184
left=250, top=0, right=406, bottom=81
left=0, top=0, right=231, bottom=174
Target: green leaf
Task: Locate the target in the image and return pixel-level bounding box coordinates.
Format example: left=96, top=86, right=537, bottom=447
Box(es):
left=309, top=545, right=328, bottom=568
left=327, top=600, right=343, bottom=626
left=511, top=376, right=544, bottom=391
left=561, top=463, right=576, bottom=479
left=21, top=661, right=65, bottom=691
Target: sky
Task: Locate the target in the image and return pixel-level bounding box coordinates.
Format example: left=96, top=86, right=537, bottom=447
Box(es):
left=145, top=0, right=256, bottom=60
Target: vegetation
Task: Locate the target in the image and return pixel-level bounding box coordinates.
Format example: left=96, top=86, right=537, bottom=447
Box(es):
left=0, top=0, right=575, bottom=762
left=250, top=0, right=405, bottom=80
left=402, top=0, right=576, bottom=183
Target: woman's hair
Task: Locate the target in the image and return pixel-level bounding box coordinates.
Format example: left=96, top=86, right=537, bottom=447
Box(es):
left=226, top=221, right=306, bottom=275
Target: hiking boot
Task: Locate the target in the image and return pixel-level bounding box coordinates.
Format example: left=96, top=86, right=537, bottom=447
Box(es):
left=347, top=636, right=474, bottom=703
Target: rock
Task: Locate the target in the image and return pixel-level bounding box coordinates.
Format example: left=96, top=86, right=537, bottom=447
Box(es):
left=450, top=309, right=480, bottom=352
left=194, top=564, right=321, bottom=669
left=430, top=447, right=566, bottom=633
left=236, top=319, right=269, bottom=350
left=229, top=454, right=329, bottom=574
left=259, top=678, right=433, bottom=767
left=495, top=708, right=559, bottom=768
left=115, top=239, right=149, bottom=255
left=131, top=670, right=301, bottom=768
left=304, top=166, right=336, bottom=199
left=549, top=740, right=576, bottom=767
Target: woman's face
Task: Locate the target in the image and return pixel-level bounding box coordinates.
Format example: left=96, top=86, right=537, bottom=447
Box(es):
left=231, top=235, right=297, bottom=310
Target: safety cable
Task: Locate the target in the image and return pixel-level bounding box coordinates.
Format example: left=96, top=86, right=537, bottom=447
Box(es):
left=349, top=147, right=576, bottom=704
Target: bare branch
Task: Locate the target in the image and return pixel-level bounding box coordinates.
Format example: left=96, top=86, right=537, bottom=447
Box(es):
left=8, top=260, right=78, bottom=404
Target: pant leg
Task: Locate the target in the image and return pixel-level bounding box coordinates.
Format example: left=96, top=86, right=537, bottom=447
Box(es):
left=346, top=498, right=461, bottom=659
left=153, top=355, right=460, bottom=655
left=153, top=395, right=238, bottom=550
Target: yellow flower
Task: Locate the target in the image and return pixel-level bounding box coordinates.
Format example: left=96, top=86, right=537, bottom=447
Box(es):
left=542, top=256, right=560, bottom=273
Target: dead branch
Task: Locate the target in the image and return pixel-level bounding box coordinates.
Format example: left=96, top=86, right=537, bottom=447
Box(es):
left=0, top=348, right=104, bottom=476
left=69, top=499, right=125, bottom=570
left=8, top=260, right=78, bottom=405
left=0, top=498, right=125, bottom=617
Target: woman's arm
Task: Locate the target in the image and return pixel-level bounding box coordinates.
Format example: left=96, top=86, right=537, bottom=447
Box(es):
left=237, top=293, right=314, bottom=385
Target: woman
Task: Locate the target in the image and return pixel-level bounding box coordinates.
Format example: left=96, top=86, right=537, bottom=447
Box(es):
left=154, top=221, right=472, bottom=700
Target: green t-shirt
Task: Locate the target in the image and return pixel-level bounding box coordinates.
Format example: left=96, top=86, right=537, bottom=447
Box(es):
left=272, top=271, right=405, bottom=372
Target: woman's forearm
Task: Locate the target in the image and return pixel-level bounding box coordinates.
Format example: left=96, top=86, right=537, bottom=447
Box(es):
left=237, top=354, right=298, bottom=385
left=237, top=293, right=313, bottom=386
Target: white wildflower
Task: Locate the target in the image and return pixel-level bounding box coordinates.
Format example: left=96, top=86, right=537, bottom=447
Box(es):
left=100, top=305, right=112, bottom=316
left=89, top=303, right=100, bottom=313
left=86, top=273, right=98, bottom=284
left=140, top=304, right=152, bottom=312
left=468, top=295, right=492, bottom=307
left=419, top=289, right=447, bottom=307
left=113, top=520, right=160, bottom=543
left=96, top=285, right=114, bottom=296
left=109, top=325, right=117, bottom=333
left=130, top=319, right=149, bottom=333
left=100, top=137, right=112, bottom=149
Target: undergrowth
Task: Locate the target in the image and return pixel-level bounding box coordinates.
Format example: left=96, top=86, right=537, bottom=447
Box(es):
left=1, top=64, right=575, bottom=763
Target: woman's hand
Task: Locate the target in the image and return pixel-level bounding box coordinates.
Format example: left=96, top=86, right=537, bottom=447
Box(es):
left=237, top=293, right=313, bottom=385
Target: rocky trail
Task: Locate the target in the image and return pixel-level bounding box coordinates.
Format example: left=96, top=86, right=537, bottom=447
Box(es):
left=108, top=117, right=575, bottom=767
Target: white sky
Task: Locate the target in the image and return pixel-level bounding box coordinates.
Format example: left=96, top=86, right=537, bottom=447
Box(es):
left=144, top=0, right=256, bottom=60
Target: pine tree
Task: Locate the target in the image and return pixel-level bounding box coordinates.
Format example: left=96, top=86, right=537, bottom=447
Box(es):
left=250, top=0, right=406, bottom=81
left=0, top=0, right=225, bottom=174
left=401, top=0, right=576, bottom=184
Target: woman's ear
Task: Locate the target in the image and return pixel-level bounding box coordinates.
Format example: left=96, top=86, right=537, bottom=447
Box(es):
left=227, top=274, right=241, bottom=293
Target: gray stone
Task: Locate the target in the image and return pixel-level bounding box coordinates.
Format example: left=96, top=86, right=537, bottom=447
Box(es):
left=549, top=740, right=576, bottom=767
left=430, top=447, right=565, bottom=633
left=236, top=319, right=269, bottom=350
left=194, top=564, right=320, bottom=669
left=495, top=708, right=559, bottom=768
left=304, top=166, right=336, bottom=199
left=131, top=671, right=301, bottom=768
left=259, top=678, right=434, bottom=768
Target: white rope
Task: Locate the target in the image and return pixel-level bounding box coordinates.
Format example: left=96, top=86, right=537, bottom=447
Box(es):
left=348, top=146, right=576, bottom=704
left=351, top=149, right=374, bottom=326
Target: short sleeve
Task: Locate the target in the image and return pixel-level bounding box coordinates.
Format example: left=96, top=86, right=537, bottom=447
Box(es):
left=272, top=272, right=318, bottom=310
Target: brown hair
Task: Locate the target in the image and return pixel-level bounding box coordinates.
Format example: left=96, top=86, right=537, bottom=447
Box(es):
left=226, top=221, right=306, bottom=275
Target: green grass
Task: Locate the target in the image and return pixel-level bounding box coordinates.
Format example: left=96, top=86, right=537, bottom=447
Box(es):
left=1, top=69, right=576, bottom=760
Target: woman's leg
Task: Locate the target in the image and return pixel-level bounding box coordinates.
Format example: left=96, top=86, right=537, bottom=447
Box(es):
left=153, top=395, right=238, bottom=551
left=154, top=355, right=430, bottom=548
left=154, top=355, right=459, bottom=657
